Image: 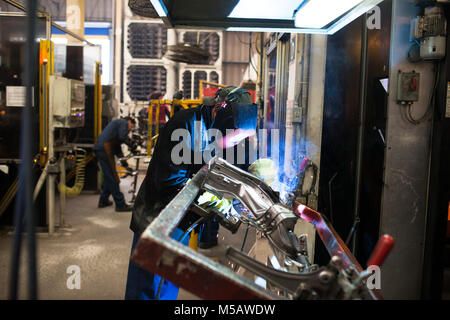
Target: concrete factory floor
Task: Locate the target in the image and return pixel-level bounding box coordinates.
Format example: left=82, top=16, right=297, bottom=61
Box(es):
left=1, top=165, right=449, bottom=300
left=0, top=170, right=255, bottom=300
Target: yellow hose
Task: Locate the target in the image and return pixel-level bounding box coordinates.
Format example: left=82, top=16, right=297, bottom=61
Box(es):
left=0, top=153, right=45, bottom=217
left=58, top=149, right=87, bottom=197
left=0, top=177, right=19, bottom=218
left=65, top=152, right=94, bottom=182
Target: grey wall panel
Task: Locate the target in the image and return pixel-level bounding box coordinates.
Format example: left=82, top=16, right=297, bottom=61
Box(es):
left=223, top=31, right=251, bottom=62
left=380, top=0, right=436, bottom=299
left=223, top=63, right=246, bottom=87
left=222, top=31, right=253, bottom=86
left=37, top=0, right=113, bottom=22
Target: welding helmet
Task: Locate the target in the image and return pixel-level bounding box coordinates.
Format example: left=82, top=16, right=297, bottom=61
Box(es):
left=225, top=87, right=253, bottom=105
left=173, top=90, right=183, bottom=100
left=215, top=86, right=237, bottom=102
left=213, top=88, right=257, bottom=133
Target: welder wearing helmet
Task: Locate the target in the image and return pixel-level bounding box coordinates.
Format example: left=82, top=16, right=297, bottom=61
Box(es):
left=124, top=87, right=257, bottom=300
left=172, top=90, right=184, bottom=114
left=195, top=86, right=256, bottom=249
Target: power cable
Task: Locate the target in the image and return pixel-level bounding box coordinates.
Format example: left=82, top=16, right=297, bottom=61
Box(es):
left=9, top=0, right=38, bottom=300
left=155, top=215, right=208, bottom=299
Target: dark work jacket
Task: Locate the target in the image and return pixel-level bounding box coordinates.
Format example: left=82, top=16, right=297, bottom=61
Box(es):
left=93, top=118, right=129, bottom=157
left=130, top=105, right=215, bottom=237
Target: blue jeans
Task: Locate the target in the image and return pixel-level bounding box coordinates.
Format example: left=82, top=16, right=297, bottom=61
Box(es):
left=95, top=149, right=126, bottom=208
left=198, top=219, right=219, bottom=244
left=124, top=228, right=190, bottom=300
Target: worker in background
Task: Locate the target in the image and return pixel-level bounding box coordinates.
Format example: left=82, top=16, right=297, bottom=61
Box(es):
left=172, top=90, right=184, bottom=114
left=93, top=117, right=136, bottom=212
left=124, top=87, right=257, bottom=300
left=138, top=91, right=171, bottom=138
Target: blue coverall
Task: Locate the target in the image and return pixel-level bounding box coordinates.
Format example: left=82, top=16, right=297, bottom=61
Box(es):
left=93, top=118, right=130, bottom=209
left=125, top=105, right=218, bottom=300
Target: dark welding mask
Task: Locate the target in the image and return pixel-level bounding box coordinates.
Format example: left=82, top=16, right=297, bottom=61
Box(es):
left=213, top=87, right=255, bottom=131
left=213, top=102, right=257, bottom=134
left=232, top=102, right=258, bottom=131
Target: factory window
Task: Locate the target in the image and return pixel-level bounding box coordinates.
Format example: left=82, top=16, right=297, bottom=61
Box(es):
left=182, top=71, right=192, bottom=99
left=209, top=71, right=219, bottom=84
left=126, top=65, right=167, bottom=101
left=127, top=23, right=167, bottom=59
left=194, top=71, right=207, bottom=99
left=183, top=32, right=220, bottom=64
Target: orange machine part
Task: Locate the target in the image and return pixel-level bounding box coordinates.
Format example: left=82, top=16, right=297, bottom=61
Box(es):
left=447, top=202, right=450, bottom=238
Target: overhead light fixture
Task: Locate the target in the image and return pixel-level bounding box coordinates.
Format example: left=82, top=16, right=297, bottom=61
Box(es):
left=294, top=0, right=364, bottom=28
left=226, top=26, right=328, bottom=34
left=148, top=0, right=383, bottom=35
left=294, top=0, right=381, bottom=30
left=228, top=0, right=300, bottom=20
left=149, top=0, right=167, bottom=17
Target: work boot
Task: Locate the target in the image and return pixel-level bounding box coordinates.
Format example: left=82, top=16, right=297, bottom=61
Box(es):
left=98, top=199, right=113, bottom=208
left=115, top=203, right=133, bottom=212
left=198, top=239, right=218, bottom=249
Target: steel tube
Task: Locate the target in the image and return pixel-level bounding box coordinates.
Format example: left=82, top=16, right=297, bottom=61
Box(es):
left=33, top=160, right=49, bottom=201
left=59, top=151, right=66, bottom=227
left=351, top=15, right=370, bottom=254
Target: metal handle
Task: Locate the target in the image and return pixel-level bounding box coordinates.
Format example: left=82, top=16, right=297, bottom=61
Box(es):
left=367, top=234, right=395, bottom=267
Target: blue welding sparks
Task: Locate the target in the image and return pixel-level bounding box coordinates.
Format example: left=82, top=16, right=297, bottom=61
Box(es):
left=257, top=132, right=317, bottom=205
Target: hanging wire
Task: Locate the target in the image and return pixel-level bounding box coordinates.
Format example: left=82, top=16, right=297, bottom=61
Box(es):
left=248, top=33, right=259, bottom=76
left=155, top=215, right=208, bottom=299
left=9, top=0, right=38, bottom=300
left=232, top=223, right=250, bottom=272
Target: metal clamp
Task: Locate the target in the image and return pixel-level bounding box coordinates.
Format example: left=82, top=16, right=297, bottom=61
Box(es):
left=131, top=158, right=382, bottom=300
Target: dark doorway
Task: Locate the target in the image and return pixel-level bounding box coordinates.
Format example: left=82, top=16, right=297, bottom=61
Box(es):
left=317, top=1, right=392, bottom=266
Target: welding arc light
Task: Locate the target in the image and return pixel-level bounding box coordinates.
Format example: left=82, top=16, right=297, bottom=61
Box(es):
left=294, top=0, right=365, bottom=29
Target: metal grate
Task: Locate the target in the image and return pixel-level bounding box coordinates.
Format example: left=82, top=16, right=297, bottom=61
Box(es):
left=193, top=71, right=207, bottom=99
left=126, top=65, right=167, bottom=101
left=127, top=23, right=167, bottom=59
left=182, top=70, right=192, bottom=99
left=209, top=71, right=219, bottom=83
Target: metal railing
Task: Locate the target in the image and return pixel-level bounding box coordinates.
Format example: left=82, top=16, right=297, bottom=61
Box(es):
left=146, top=99, right=202, bottom=156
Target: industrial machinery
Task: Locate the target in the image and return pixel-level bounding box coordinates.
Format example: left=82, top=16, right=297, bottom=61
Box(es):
left=132, top=157, right=393, bottom=300
left=49, top=75, right=86, bottom=128
left=411, top=4, right=447, bottom=60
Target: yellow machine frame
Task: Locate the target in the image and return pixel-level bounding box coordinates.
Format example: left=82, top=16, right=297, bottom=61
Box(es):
left=38, top=39, right=54, bottom=166
left=94, top=62, right=102, bottom=141
left=146, top=81, right=227, bottom=156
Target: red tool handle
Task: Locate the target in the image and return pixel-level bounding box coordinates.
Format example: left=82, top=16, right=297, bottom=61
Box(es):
left=367, top=234, right=395, bottom=268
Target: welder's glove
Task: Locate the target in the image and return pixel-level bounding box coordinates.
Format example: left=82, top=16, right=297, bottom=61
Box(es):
left=248, top=158, right=277, bottom=187
left=197, top=191, right=232, bottom=214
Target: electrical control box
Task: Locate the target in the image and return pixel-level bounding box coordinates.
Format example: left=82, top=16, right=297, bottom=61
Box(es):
left=49, top=75, right=85, bottom=128
left=292, top=105, right=303, bottom=123
left=397, top=71, right=420, bottom=103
